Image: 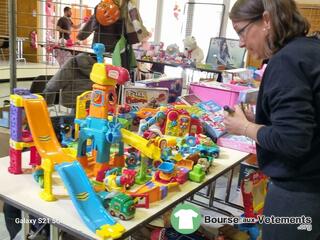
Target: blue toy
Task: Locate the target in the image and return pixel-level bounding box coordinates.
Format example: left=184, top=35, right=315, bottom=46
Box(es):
left=93, top=43, right=106, bottom=63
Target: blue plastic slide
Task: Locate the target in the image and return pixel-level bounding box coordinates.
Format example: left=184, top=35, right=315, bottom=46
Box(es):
left=56, top=161, right=125, bottom=239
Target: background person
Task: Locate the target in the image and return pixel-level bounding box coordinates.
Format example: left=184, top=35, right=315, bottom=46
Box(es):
left=56, top=6, right=81, bottom=41
left=223, top=0, right=320, bottom=239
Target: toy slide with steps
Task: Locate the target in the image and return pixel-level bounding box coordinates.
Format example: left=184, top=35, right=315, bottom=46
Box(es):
left=24, top=98, right=125, bottom=239
left=23, top=98, right=74, bottom=163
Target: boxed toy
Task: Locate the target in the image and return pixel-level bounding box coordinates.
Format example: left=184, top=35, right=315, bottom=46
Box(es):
left=137, top=77, right=183, bottom=103
left=177, top=94, right=202, bottom=105
left=217, top=133, right=256, bottom=154
left=196, top=100, right=226, bottom=139
left=122, top=86, right=169, bottom=109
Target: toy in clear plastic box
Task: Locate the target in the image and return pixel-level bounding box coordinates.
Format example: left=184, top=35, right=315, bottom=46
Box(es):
left=122, top=86, right=169, bottom=109
left=201, top=112, right=226, bottom=139
left=196, top=100, right=226, bottom=139
left=197, top=100, right=222, bottom=113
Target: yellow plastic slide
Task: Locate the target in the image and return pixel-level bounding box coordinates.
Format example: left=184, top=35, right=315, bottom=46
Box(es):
left=120, top=128, right=161, bottom=160
left=23, top=98, right=74, bottom=164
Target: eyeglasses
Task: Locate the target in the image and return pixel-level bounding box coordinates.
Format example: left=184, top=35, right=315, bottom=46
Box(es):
left=236, top=17, right=261, bottom=40
left=236, top=22, right=254, bottom=39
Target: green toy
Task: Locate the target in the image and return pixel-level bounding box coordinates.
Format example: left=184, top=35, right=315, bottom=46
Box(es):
left=189, top=164, right=206, bottom=183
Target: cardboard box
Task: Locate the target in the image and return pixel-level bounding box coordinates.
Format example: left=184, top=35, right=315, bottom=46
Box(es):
left=137, top=77, right=183, bottom=103
left=177, top=94, right=202, bottom=105
left=122, top=86, right=169, bottom=109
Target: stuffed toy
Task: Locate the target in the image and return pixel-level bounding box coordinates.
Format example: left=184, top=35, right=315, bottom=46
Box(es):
left=183, top=36, right=204, bottom=63
left=165, top=43, right=180, bottom=57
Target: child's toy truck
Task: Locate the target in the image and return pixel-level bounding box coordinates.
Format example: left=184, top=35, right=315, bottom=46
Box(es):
left=103, top=192, right=136, bottom=220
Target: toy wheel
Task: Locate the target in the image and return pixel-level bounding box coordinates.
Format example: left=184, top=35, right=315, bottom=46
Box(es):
left=110, top=210, right=116, bottom=216
left=119, top=214, right=126, bottom=221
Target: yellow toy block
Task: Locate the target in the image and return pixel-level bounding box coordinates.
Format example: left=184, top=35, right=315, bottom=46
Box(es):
left=90, top=63, right=107, bottom=85
left=10, top=95, right=24, bottom=107
left=10, top=94, right=43, bottom=107
left=90, top=63, right=116, bottom=86
left=9, top=139, right=34, bottom=150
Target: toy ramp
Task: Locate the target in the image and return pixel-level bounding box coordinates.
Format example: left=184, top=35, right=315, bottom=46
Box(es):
left=23, top=98, right=73, bottom=163
left=133, top=181, right=162, bottom=203
left=121, top=128, right=161, bottom=160
left=56, top=161, right=125, bottom=239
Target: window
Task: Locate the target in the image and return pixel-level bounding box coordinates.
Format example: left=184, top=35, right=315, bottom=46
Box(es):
left=160, top=0, right=187, bottom=48
left=183, top=2, right=225, bottom=55
left=138, top=0, right=158, bottom=42
left=226, top=0, right=239, bottom=40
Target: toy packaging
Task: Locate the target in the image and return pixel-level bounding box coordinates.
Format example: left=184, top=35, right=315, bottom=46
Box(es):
left=177, top=94, right=202, bottom=105
left=122, top=86, right=169, bottom=109
left=136, top=77, right=183, bottom=103
left=217, top=133, right=256, bottom=154
left=196, top=100, right=226, bottom=139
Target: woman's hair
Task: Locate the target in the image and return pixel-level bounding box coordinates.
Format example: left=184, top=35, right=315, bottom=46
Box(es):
left=229, top=0, right=310, bottom=54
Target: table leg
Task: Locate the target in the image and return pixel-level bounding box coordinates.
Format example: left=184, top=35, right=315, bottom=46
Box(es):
left=21, top=211, right=30, bottom=240
left=206, top=180, right=213, bottom=196
left=225, top=168, right=234, bottom=202
left=208, top=181, right=216, bottom=207
left=50, top=225, right=59, bottom=240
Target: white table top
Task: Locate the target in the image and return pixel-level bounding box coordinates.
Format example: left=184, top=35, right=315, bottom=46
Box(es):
left=0, top=148, right=249, bottom=240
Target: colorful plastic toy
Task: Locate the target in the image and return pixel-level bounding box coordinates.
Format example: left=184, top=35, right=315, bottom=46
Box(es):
left=107, top=193, right=136, bottom=221
left=93, top=43, right=105, bottom=63
left=56, top=161, right=125, bottom=238
left=189, top=164, right=206, bottom=183
left=140, top=108, right=202, bottom=138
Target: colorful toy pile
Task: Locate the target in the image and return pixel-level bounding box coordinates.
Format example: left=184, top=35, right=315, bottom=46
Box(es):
left=7, top=43, right=221, bottom=239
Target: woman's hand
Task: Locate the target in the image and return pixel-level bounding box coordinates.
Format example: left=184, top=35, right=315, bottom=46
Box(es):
left=242, top=104, right=255, bottom=122
left=223, top=105, right=251, bottom=136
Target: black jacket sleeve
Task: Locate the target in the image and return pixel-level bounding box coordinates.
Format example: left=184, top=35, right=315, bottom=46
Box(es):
left=257, top=52, right=316, bottom=160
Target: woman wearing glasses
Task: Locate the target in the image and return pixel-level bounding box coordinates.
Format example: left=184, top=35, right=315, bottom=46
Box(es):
left=223, top=0, right=320, bottom=239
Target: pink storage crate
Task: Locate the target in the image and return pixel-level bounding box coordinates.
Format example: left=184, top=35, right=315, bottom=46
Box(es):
left=189, top=82, right=250, bottom=107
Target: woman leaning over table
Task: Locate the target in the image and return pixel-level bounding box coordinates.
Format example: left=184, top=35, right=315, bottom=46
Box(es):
left=223, top=0, right=320, bottom=239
